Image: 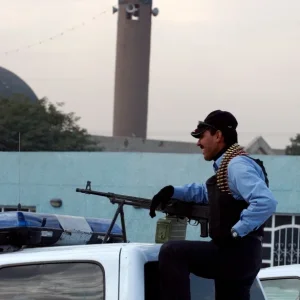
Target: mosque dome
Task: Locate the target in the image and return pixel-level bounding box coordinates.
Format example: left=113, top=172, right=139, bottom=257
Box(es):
left=0, top=66, right=38, bottom=102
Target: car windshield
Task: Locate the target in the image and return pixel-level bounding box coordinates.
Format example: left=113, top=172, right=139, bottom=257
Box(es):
left=260, top=277, right=300, bottom=300
left=0, top=262, right=104, bottom=299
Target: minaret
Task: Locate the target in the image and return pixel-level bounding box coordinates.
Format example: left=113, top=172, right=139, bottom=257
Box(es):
left=112, top=0, right=159, bottom=138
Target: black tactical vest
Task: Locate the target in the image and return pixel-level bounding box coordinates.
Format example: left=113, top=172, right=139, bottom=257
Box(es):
left=206, top=156, right=269, bottom=243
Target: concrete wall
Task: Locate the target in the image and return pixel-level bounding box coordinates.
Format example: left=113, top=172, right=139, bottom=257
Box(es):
left=89, top=135, right=201, bottom=153
left=89, top=135, right=286, bottom=155
left=0, top=152, right=298, bottom=243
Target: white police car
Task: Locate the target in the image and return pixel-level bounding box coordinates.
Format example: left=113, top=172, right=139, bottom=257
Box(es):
left=259, top=264, right=300, bottom=300
left=0, top=211, right=267, bottom=299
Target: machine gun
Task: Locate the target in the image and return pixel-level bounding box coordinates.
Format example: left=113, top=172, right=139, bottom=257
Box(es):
left=76, top=181, right=210, bottom=243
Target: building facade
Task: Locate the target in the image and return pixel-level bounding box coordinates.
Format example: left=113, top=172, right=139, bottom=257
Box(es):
left=0, top=152, right=298, bottom=268
left=88, top=135, right=286, bottom=155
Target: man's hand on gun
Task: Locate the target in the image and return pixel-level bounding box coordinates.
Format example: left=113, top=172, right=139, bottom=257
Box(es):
left=149, top=185, right=174, bottom=218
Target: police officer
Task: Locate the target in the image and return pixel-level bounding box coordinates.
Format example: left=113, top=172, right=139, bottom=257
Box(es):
left=149, top=110, right=277, bottom=300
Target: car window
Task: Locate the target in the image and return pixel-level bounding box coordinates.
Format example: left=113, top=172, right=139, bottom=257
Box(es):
left=144, top=261, right=265, bottom=300
left=261, top=277, right=300, bottom=300
left=0, top=262, right=105, bottom=299
left=190, top=274, right=266, bottom=300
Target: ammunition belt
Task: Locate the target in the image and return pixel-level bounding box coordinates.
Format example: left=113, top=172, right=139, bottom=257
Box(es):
left=216, top=143, right=248, bottom=195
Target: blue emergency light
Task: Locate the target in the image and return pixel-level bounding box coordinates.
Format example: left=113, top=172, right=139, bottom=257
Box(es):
left=0, top=211, right=124, bottom=248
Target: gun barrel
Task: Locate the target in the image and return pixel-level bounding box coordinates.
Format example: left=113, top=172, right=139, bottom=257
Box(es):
left=75, top=188, right=152, bottom=208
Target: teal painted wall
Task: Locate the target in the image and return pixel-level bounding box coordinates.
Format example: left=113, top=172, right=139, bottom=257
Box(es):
left=0, top=152, right=299, bottom=242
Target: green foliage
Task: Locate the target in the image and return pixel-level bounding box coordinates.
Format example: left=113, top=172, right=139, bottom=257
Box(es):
left=0, top=96, right=96, bottom=151
left=285, top=134, right=300, bottom=155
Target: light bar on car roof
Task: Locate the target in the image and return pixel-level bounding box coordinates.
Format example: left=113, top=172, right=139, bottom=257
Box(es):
left=0, top=211, right=123, bottom=248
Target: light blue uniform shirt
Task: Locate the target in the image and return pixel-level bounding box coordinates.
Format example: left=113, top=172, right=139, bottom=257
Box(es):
left=172, top=154, right=278, bottom=237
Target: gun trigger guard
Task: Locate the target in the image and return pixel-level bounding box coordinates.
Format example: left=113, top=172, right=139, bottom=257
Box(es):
left=188, top=219, right=199, bottom=226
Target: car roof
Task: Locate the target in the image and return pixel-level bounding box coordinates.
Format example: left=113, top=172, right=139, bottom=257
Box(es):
left=0, top=242, right=162, bottom=266
left=259, top=264, right=300, bottom=279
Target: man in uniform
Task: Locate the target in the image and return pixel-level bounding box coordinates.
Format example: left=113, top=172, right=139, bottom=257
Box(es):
left=149, top=110, right=277, bottom=300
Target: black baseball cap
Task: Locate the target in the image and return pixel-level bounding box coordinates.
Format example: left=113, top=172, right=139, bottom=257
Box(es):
left=191, top=110, right=238, bottom=138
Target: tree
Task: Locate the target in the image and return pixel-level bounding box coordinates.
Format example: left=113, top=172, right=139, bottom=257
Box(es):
left=285, top=134, right=300, bottom=155
left=0, top=96, right=96, bottom=151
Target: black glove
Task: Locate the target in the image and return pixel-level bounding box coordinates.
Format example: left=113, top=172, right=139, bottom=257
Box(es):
left=149, top=185, right=174, bottom=218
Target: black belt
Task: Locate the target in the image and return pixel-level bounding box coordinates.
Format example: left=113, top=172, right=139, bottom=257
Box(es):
left=247, top=233, right=263, bottom=242
left=212, top=233, right=263, bottom=246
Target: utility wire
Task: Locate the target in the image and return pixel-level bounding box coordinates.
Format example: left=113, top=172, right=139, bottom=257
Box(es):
left=3, top=9, right=107, bottom=56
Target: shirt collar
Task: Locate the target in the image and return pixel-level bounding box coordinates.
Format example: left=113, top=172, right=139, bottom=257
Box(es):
left=213, top=153, right=224, bottom=172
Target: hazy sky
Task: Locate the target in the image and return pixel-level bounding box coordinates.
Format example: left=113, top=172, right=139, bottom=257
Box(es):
left=1, top=0, right=300, bottom=149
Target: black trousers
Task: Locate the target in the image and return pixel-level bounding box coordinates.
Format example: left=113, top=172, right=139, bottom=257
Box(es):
left=158, top=236, right=263, bottom=300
